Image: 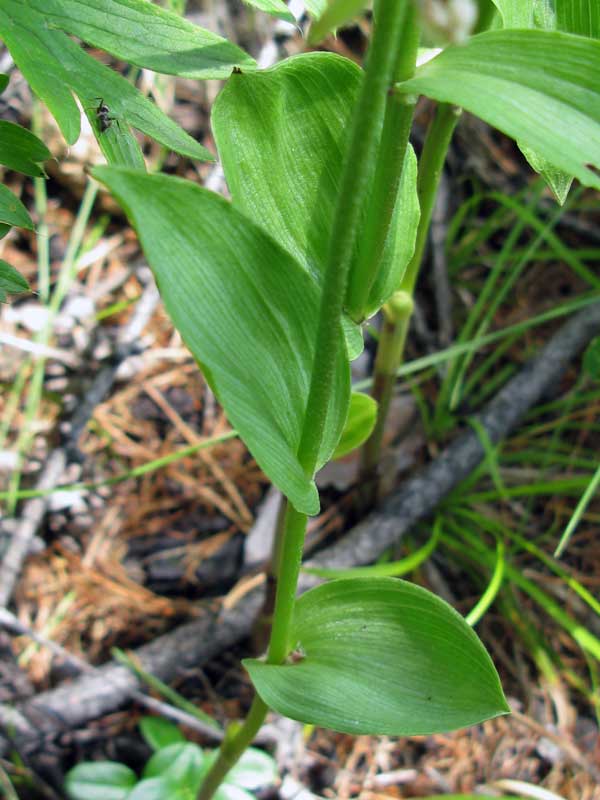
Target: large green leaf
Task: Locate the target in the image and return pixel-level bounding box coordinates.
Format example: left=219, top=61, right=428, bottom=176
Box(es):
left=0, top=121, right=51, bottom=177
left=245, top=578, right=509, bottom=735
left=212, top=52, right=418, bottom=317
left=126, top=777, right=188, bottom=800
left=213, top=53, right=362, bottom=284
left=0, top=0, right=214, bottom=162
left=94, top=167, right=350, bottom=515
left=0, top=184, right=34, bottom=230
left=25, top=0, right=256, bottom=79
left=65, top=762, right=137, bottom=800
left=556, top=0, right=600, bottom=38
left=397, top=30, right=600, bottom=190
left=488, top=2, right=571, bottom=200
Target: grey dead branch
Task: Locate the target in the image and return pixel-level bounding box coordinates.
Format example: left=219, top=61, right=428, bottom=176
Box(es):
left=1, top=300, right=599, bottom=757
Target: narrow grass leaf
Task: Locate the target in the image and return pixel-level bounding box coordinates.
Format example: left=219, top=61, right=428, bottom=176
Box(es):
left=27, top=0, right=256, bottom=79
left=0, top=121, right=51, bottom=177
left=582, top=335, right=600, bottom=380
left=0, top=73, right=8, bottom=93
left=304, top=521, right=440, bottom=580
left=94, top=167, right=350, bottom=515
left=245, top=578, right=509, bottom=735
left=397, top=31, right=600, bottom=190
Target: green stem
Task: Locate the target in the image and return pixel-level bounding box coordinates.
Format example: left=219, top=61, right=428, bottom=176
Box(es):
left=358, top=103, right=460, bottom=506
left=196, top=3, right=411, bottom=797
left=359, top=291, right=413, bottom=506
left=344, top=2, right=420, bottom=322
left=297, top=0, right=413, bottom=475
left=400, top=103, right=461, bottom=295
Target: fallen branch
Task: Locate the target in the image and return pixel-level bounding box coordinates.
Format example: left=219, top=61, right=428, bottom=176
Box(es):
left=2, top=301, right=599, bottom=754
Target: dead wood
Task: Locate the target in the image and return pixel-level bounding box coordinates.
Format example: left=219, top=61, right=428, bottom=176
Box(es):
left=1, top=300, right=599, bottom=755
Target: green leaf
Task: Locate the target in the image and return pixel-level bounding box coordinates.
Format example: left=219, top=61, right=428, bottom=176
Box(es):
left=0, top=260, right=30, bottom=302
left=126, top=777, right=188, bottom=800
left=213, top=52, right=417, bottom=317
left=363, top=144, right=420, bottom=318
left=139, top=717, right=186, bottom=751
left=518, top=143, right=573, bottom=204
left=93, top=167, right=350, bottom=516
left=245, top=578, right=509, bottom=735
left=142, top=743, right=205, bottom=790
left=491, top=0, right=534, bottom=27
left=308, top=0, right=369, bottom=44
left=241, top=0, right=295, bottom=23
left=0, top=5, right=80, bottom=145
left=27, top=0, right=256, bottom=80
left=332, top=392, right=377, bottom=460
left=225, top=748, right=277, bottom=790
left=0, top=184, right=34, bottom=230
left=213, top=53, right=362, bottom=285
left=556, top=0, right=600, bottom=38
left=397, top=30, right=600, bottom=190
left=342, top=315, right=364, bottom=360
left=0, top=1, right=213, bottom=162
left=583, top=336, right=600, bottom=381
left=0, top=73, right=8, bottom=93
left=304, top=0, right=327, bottom=16
left=64, top=762, right=137, bottom=800
left=0, top=120, right=51, bottom=177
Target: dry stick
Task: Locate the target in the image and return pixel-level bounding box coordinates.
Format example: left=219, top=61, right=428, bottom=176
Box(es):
left=1, top=301, right=599, bottom=755
left=0, top=277, right=159, bottom=608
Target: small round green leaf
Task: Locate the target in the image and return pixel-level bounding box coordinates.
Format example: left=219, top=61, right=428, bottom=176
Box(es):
left=142, top=742, right=205, bottom=788
left=139, top=716, right=186, bottom=751
left=226, top=747, right=277, bottom=790
left=583, top=336, right=600, bottom=382
left=64, top=761, right=137, bottom=800
left=332, top=392, right=377, bottom=460
left=245, top=578, right=509, bottom=735
left=126, top=776, right=188, bottom=800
